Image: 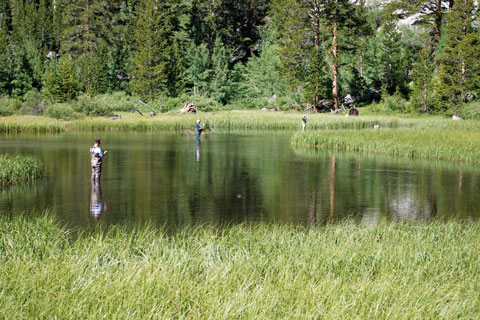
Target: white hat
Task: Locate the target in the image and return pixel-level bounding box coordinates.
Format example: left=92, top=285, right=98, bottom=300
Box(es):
left=196, top=119, right=201, bottom=123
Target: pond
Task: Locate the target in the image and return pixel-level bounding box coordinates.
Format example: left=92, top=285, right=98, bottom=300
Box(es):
left=1, top=131, right=479, bottom=229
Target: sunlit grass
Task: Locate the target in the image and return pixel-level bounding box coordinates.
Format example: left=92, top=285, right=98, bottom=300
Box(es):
left=2, top=111, right=480, bottom=132
left=292, top=127, right=480, bottom=163
left=0, top=154, right=44, bottom=185
left=0, top=214, right=479, bottom=319
left=0, top=116, right=65, bottom=133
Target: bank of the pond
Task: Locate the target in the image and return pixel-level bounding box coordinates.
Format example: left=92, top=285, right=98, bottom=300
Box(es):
left=0, top=116, right=65, bottom=133
left=1, top=214, right=479, bottom=319
left=292, top=128, right=480, bottom=163
left=0, top=112, right=443, bottom=132
left=0, top=154, right=44, bottom=185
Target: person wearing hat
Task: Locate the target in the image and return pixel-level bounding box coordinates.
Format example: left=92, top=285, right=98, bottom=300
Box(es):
left=195, top=119, right=204, bottom=138
left=90, top=139, right=107, bottom=182
left=302, top=115, right=307, bottom=131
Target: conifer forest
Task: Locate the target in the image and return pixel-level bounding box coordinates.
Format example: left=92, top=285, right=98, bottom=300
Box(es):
left=0, top=0, right=479, bottom=115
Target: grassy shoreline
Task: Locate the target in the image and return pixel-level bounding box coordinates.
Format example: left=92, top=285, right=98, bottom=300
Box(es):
left=292, top=127, right=480, bottom=163
left=0, top=154, right=44, bottom=185
left=0, top=112, right=437, bottom=132
left=1, top=214, right=479, bottom=318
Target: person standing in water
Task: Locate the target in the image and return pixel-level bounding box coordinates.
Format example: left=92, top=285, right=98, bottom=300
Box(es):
left=195, top=119, right=204, bottom=138
left=302, top=115, right=307, bottom=131
left=90, top=139, right=107, bottom=182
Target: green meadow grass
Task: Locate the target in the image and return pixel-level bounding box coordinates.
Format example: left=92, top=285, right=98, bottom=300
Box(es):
left=0, top=116, right=65, bottom=133
left=1, top=214, right=479, bottom=319
left=0, top=154, right=44, bottom=185
left=0, top=111, right=424, bottom=132
left=292, top=127, right=480, bottom=163
left=1, top=111, right=479, bottom=132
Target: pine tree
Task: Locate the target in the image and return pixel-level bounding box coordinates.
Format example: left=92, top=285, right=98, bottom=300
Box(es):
left=411, top=43, right=434, bottom=113
left=386, top=0, right=452, bottom=54
left=130, top=0, right=168, bottom=100
left=131, top=0, right=186, bottom=99
left=243, top=25, right=289, bottom=101
left=435, top=0, right=476, bottom=112
left=0, top=6, right=13, bottom=95
left=107, top=1, right=135, bottom=93
left=210, top=37, right=231, bottom=104
left=304, top=47, right=330, bottom=104
left=184, top=42, right=212, bottom=96
left=378, top=19, right=404, bottom=95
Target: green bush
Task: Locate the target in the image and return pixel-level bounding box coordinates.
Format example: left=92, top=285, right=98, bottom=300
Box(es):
left=73, top=94, right=112, bottom=116
left=383, top=93, right=408, bottom=113
left=186, top=95, right=222, bottom=112
left=0, top=96, right=15, bottom=116
left=226, top=98, right=257, bottom=110
left=44, top=103, right=80, bottom=120
left=21, top=89, right=45, bottom=115
left=95, top=92, right=138, bottom=112
left=459, top=101, right=480, bottom=119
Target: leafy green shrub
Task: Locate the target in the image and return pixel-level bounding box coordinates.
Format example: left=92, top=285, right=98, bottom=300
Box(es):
left=21, top=89, right=45, bottom=115
left=277, top=95, right=297, bottom=111
left=0, top=96, right=15, bottom=116
left=152, top=96, right=182, bottom=113
left=44, top=103, right=80, bottom=120
left=383, top=93, right=408, bottom=113
left=459, top=101, right=480, bottom=119
left=74, top=94, right=113, bottom=116
left=95, top=92, right=138, bottom=112
left=226, top=98, right=257, bottom=110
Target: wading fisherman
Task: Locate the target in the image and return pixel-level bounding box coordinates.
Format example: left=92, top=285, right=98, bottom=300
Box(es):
left=302, top=115, right=307, bottom=131
left=195, top=119, right=204, bottom=138
left=90, top=139, right=107, bottom=182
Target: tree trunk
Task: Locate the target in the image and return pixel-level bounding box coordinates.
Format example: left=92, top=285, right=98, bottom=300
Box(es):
left=332, top=15, right=338, bottom=111
left=432, top=0, right=442, bottom=52
left=314, top=4, right=320, bottom=112
left=461, top=59, right=466, bottom=103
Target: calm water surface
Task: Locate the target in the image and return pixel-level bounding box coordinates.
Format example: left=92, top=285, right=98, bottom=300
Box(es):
left=1, top=131, right=479, bottom=229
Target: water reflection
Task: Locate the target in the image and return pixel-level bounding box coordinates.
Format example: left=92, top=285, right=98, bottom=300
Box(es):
left=195, top=137, right=201, bottom=163
left=90, top=182, right=105, bottom=220
left=1, top=131, right=480, bottom=229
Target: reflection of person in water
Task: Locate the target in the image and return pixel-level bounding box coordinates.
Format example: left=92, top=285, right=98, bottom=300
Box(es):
left=90, top=182, right=105, bottom=219
left=196, top=138, right=201, bottom=162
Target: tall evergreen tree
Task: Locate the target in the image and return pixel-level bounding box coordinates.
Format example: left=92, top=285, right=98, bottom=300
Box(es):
left=243, top=25, right=289, bottom=101
left=387, top=0, right=453, bottom=54
left=107, top=1, right=135, bottom=92
left=378, top=19, right=404, bottom=94
left=210, top=37, right=231, bottom=104
left=411, top=42, right=434, bottom=113
left=0, top=4, right=13, bottom=95
left=131, top=0, right=186, bottom=99
left=435, top=0, right=476, bottom=111
left=43, top=55, right=79, bottom=102
left=184, top=42, right=211, bottom=96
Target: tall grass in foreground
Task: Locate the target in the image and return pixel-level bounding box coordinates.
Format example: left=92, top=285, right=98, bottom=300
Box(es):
left=1, top=214, right=479, bottom=319
left=0, top=154, right=44, bottom=185
left=292, top=128, right=480, bottom=163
